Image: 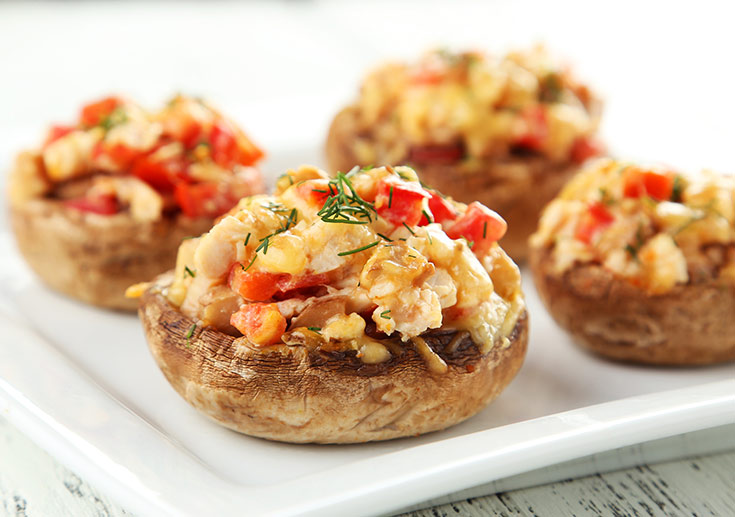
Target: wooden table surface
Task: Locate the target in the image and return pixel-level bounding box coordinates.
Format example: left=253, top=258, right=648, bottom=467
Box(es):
left=1, top=417, right=733, bottom=517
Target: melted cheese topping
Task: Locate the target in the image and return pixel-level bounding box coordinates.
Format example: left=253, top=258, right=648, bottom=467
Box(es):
left=347, top=46, right=600, bottom=169
left=531, top=159, right=735, bottom=293
left=170, top=165, right=525, bottom=368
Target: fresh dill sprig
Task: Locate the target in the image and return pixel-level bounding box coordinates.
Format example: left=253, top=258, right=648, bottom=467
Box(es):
left=337, top=240, right=380, bottom=256
left=317, top=171, right=376, bottom=225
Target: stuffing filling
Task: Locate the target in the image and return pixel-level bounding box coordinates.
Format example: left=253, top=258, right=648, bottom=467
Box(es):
left=167, top=165, right=525, bottom=365
left=343, top=46, right=601, bottom=171
left=9, top=95, right=264, bottom=221
left=531, top=159, right=735, bottom=294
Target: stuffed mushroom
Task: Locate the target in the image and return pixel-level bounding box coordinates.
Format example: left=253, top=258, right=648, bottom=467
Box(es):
left=134, top=165, right=528, bottom=443
left=8, top=94, right=265, bottom=310
left=529, top=159, right=735, bottom=365
left=327, top=46, right=603, bottom=260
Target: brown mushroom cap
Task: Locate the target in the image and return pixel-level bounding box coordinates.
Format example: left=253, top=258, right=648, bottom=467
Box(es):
left=325, top=105, right=597, bottom=262
left=139, top=273, right=529, bottom=444
left=530, top=245, right=735, bottom=365
left=10, top=199, right=212, bottom=311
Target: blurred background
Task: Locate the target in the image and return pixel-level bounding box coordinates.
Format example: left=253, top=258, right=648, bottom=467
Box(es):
left=1, top=0, right=734, bottom=181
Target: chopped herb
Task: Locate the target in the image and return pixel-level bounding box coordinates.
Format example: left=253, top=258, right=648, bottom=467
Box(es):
left=402, top=222, right=416, bottom=235
left=482, top=221, right=487, bottom=239
left=307, top=326, right=322, bottom=333
left=426, top=231, right=433, bottom=244
left=625, top=224, right=646, bottom=261
left=388, top=185, right=394, bottom=208
left=624, top=244, right=638, bottom=260
left=396, top=170, right=411, bottom=181
left=398, top=237, right=407, bottom=241
left=241, top=255, right=257, bottom=272
left=278, top=173, right=294, bottom=185
left=377, top=232, right=393, bottom=242
left=599, top=187, right=615, bottom=206
left=337, top=240, right=380, bottom=256
left=99, top=107, right=128, bottom=131
left=422, top=209, right=433, bottom=224
left=312, top=188, right=328, bottom=194
left=185, top=324, right=196, bottom=348
left=183, top=266, right=196, bottom=278
left=674, top=213, right=706, bottom=235
left=671, top=175, right=684, bottom=202
left=264, top=201, right=291, bottom=214
left=408, top=254, right=417, bottom=258
left=360, top=165, right=374, bottom=171
left=318, top=171, right=376, bottom=225
left=244, top=233, right=251, bottom=246
left=539, top=73, right=562, bottom=103
left=380, top=309, right=391, bottom=319
left=255, top=208, right=298, bottom=255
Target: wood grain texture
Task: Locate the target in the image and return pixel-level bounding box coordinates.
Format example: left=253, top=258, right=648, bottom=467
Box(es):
left=402, top=453, right=735, bottom=517
left=0, top=415, right=733, bottom=516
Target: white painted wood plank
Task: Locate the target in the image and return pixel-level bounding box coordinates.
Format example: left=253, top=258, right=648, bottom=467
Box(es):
left=1, top=414, right=733, bottom=517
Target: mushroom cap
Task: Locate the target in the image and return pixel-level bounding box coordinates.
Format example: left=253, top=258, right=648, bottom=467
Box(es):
left=530, top=244, right=735, bottom=365
left=139, top=273, right=529, bottom=443
left=10, top=199, right=212, bottom=311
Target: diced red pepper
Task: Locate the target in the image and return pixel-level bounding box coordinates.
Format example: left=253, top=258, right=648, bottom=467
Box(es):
left=131, top=154, right=188, bottom=192
left=234, top=130, right=264, bottom=167
left=570, top=136, right=604, bottom=164
left=423, top=190, right=458, bottom=225
left=174, top=182, right=234, bottom=218
left=230, top=303, right=286, bottom=346
left=375, top=177, right=430, bottom=226
left=210, top=120, right=240, bottom=168
left=409, top=143, right=464, bottom=164
left=43, top=125, right=75, bottom=148
left=446, top=201, right=507, bottom=254
left=513, top=106, right=548, bottom=151
left=229, top=269, right=284, bottom=301
left=209, top=119, right=264, bottom=168
left=575, top=201, right=615, bottom=244
left=409, top=64, right=447, bottom=85
left=229, top=267, right=329, bottom=302
left=295, top=179, right=336, bottom=207
left=103, top=143, right=144, bottom=168
left=64, top=194, right=119, bottom=215
left=622, top=167, right=675, bottom=201
left=79, top=96, right=123, bottom=127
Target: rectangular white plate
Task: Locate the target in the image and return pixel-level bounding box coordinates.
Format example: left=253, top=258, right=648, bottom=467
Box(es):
left=1, top=157, right=734, bottom=517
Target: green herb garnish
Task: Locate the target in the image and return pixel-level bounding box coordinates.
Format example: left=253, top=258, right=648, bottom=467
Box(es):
left=422, top=209, right=433, bottom=224
left=185, top=324, right=196, bottom=348
left=244, top=233, right=251, bottom=246
left=482, top=221, right=487, bottom=239
left=337, top=240, right=380, bottom=256
left=318, top=170, right=376, bottom=225
left=307, top=326, right=322, bottom=333
left=184, top=266, right=196, bottom=278
left=377, top=233, right=393, bottom=242
left=380, top=310, right=391, bottom=319
left=671, top=175, right=684, bottom=203
left=388, top=185, right=394, bottom=208
left=402, top=222, right=416, bottom=235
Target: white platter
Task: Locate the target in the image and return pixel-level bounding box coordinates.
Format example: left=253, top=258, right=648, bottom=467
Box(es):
left=1, top=197, right=733, bottom=517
